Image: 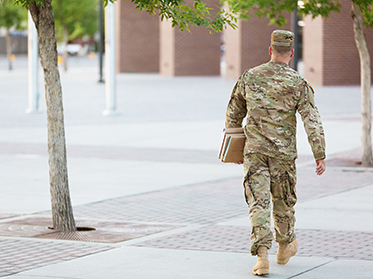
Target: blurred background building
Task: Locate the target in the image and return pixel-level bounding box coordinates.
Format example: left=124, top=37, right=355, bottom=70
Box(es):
left=0, top=0, right=372, bottom=85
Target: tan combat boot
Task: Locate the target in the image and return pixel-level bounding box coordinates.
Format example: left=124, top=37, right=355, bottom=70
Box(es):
left=252, top=246, right=269, bottom=276
left=276, top=239, right=298, bottom=265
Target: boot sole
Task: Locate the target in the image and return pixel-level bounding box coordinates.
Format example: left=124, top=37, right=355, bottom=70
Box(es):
left=253, top=269, right=269, bottom=276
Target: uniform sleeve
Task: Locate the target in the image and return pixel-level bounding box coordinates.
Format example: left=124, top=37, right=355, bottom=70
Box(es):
left=297, top=81, right=326, bottom=160
left=225, top=75, right=247, bottom=128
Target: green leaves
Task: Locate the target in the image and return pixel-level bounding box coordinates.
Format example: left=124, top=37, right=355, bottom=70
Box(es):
left=14, top=0, right=44, bottom=7
left=126, top=0, right=237, bottom=32
left=300, top=0, right=341, bottom=19
left=9, top=0, right=373, bottom=34
left=52, top=0, right=98, bottom=43
left=225, top=0, right=371, bottom=29
left=226, top=0, right=341, bottom=27
left=353, top=0, right=373, bottom=28
left=0, top=0, right=27, bottom=29
left=100, top=0, right=238, bottom=33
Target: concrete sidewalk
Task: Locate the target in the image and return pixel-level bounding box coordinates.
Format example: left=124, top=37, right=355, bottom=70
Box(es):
left=0, top=56, right=372, bottom=278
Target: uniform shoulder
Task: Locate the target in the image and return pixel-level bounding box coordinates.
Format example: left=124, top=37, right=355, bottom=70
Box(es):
left=241, top=63, right=269, bottom=79
left=284, top=66, right=309, bottom=87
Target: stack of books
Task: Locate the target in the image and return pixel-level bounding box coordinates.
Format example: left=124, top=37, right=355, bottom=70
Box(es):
left=219, top=127, right=246, bottom=163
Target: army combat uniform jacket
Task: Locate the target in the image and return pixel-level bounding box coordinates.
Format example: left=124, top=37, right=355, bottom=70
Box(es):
left=225, top=60, right=326, bottom=161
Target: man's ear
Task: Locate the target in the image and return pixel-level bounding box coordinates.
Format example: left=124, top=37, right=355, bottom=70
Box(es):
left=269, top=46, right=272, bottom=56
left=290, top=48, right=294, bottom=58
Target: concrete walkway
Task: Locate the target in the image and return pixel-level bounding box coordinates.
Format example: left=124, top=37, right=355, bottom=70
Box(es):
left=0, top=56, right=372, bottom=278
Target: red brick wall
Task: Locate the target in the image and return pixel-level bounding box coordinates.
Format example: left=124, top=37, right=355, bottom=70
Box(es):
left=116, top=1, right=159, bottom=73
left=304, top=0, right=373, bottom=85
left=173, top=24, right=221, bottom=76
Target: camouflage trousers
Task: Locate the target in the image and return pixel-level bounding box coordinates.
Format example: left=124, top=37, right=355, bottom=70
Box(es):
left=243, top=153, right=297, bottom=256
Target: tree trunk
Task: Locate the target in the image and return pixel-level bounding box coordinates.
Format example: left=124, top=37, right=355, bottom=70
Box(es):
left=29, top=0, right=76, bottom=231
left=351, top=2, right=373, bottom=166
left=63, top=25, right=68, bottom=72
left=6, top=29, right=12, bottom=71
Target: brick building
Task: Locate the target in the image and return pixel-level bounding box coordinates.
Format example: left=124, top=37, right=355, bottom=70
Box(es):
left=303, top=0, right=373, bottom=85
left=114, top=0, right=373, bottom=85
left=115, top=0, right=220, bottom=76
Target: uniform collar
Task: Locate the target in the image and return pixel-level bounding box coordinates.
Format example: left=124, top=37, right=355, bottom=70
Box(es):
left=269, top=60, right=290, bottom=67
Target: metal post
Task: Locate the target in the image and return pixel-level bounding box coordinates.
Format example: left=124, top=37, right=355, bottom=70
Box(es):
left=102, top=1, right=119, bottom=116
left=26, top=12, right=40, bottom=114
left=98, top=0, right=104, bottom=83
left=293, top=8, right=299, bottom=72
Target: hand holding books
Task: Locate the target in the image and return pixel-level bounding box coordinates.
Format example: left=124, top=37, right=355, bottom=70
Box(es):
left=218, top=127, right=246, bottom=163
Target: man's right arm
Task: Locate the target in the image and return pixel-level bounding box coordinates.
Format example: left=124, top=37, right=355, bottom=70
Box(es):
left=297, top=81, right=326, bottom=162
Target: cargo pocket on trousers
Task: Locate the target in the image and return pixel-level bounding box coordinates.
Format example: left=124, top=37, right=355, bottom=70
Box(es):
left=284, top=169, right=297, bottom=208
left=243, top=169, right=255, bottom=206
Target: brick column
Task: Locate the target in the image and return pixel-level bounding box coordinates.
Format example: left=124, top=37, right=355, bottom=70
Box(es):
left=160, top=0, right=221, bottom=76
left=303, top=16, right=323, bottom=85
left=115, top=1, right=159, bottom=73
left=224, top=20, right=242, bottom=80
left=160, top=20, right=175, bottom=76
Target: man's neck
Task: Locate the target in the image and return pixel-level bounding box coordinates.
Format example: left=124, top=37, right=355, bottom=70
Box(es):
left=270, top=56, right=291, bottom=65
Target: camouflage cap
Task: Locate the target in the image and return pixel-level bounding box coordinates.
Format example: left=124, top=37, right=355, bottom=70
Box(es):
left=271, top=30, right=294, bottom=47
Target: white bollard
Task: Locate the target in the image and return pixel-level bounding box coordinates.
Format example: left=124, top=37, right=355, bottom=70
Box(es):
left=102, top=1, right=119, bottom=116
left=26, top=12, right=40, bottom=114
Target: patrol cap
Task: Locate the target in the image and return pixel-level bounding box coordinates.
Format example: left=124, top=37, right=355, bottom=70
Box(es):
left=271, top=30, right=294, bottom=47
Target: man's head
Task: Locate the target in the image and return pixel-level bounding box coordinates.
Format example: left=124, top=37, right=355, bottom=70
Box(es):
left=270, top=30, right=294, bottom=58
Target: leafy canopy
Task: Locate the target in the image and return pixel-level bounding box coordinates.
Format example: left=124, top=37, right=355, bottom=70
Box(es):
left=52, top=0, right=98, bottom=43
left=226, top=0, right=373, bottom=28
left=13, top=0, right=373, bottom=30
left=119, top=0, right=237, bottom=32
left=0, top=0, right=27, bottom=29
left=15, top=0, right=238, bottom=33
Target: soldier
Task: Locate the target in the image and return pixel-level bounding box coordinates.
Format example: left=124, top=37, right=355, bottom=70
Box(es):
left=225, top=30, right=326, bottom=276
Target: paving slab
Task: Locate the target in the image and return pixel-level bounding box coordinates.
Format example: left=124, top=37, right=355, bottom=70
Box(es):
left=0, top=154, right=243, bottom=213
left=295, top=184, right=373, bottom=232
left=4, top=246, right=333, bottom=279
left=294, top=259, right=373, bottom=279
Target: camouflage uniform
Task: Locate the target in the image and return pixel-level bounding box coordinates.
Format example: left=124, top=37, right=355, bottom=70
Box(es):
left=225, top=31, right=326, bottom=255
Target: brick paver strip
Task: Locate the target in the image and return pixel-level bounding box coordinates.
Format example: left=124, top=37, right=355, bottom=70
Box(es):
left=133, top=225, right=373, bottom=261
left=72, top=168, right=373, bottom=224
left=72, top=177, right=247, bottom=224
left=296, top=167, right=373, bottom=201
left=0, top=238, right=115, bottom=277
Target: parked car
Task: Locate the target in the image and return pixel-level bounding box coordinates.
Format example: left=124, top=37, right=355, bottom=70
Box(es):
left=57, top=44, right=82, bottom=56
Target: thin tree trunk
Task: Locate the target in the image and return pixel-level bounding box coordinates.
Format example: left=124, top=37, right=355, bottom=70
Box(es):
left=351, top=1, right=373, bottom=166
left=29, top=0, right=76, bottom=231
left=63, top=25, right=68, bottom=72
left=6, top=29, right=12, bottom=71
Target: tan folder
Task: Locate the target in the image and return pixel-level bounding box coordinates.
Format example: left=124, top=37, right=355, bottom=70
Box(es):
left=219, top=128, right=246, bottom=163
